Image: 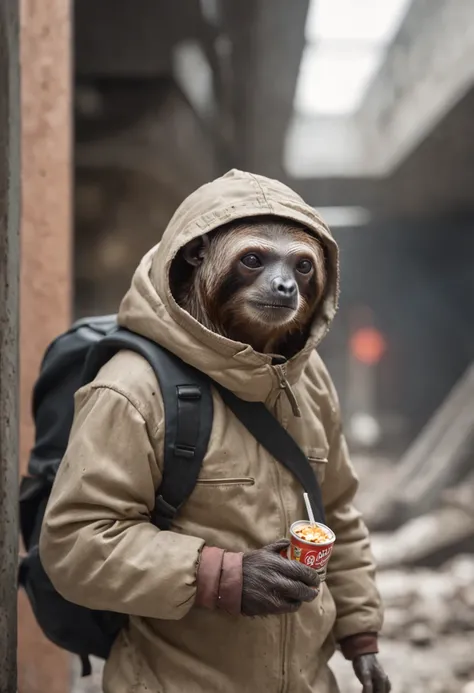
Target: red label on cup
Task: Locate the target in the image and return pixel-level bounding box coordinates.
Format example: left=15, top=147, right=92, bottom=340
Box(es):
left=287, top=521, right=336, bottom=578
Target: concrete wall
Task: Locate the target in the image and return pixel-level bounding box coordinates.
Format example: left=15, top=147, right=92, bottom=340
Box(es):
left=18, top=1, right=73, bottom=691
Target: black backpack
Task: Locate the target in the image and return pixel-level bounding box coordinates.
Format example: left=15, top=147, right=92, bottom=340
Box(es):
left=18, top=315, right=325, bottom=677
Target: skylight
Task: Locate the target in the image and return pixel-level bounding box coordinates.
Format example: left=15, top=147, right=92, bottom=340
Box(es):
left=294, top=0, right=412, bottom=116
left=316, top=206, right=371, bottom=227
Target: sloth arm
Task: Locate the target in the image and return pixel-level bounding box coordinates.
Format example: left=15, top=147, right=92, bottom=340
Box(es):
left=39, top=357, right=384, bottom=636
left=39, top=383, right=213, bottom=621
left=316, top=359, right=383, bottom=658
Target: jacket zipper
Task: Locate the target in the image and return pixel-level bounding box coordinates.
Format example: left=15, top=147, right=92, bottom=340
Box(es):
left=280, top=613, right=289, bottom=693
left=271, top=375, right=291, bottom=693
left=275, top=364, right=301, bottom=418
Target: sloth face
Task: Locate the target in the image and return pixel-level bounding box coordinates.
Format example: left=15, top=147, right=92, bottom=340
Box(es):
left=176, top=217, right=326, bottom=353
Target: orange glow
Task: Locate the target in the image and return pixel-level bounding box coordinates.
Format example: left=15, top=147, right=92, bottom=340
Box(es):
left=350, top=328, right=386, bottom=365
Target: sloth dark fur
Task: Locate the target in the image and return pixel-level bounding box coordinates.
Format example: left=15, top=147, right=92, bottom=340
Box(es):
left=170, top=216, right=327, bottom=358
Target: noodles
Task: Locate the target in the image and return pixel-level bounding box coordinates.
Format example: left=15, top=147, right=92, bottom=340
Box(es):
left=294, top=524, right=331, bottom=544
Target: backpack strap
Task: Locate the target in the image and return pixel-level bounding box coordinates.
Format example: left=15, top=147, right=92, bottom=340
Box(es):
left=84, top=326, right=322, bottom=524
left=83, top=328, right=213, bottom=530
left=214, top=384, right=326, bottom=524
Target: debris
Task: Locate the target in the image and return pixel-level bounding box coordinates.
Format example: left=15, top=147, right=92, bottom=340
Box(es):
left=331, top=555, right=474, bottom=692
left=371, top=504, right=474, bottom=569
left=408, top=623, right=434, bottom=647
left=365, top=363, right=474, bottom=531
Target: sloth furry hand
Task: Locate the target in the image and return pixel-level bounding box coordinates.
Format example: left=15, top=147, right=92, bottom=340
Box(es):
left=353, top=654, right=391, bottom=693
left=241, top=540, right=320, bottom=617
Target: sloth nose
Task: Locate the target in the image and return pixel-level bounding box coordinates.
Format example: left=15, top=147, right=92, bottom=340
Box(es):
left=272, top=277, right=297, bottom=298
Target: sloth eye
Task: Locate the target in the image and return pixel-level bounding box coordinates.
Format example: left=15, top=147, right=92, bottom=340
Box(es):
left=296, top=259, right=313, bottom=274
left=241, top=254, right=262, bottom=269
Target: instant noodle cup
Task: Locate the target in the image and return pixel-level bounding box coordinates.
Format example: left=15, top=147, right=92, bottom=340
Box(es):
left=287, top=520, right=336, bottom=581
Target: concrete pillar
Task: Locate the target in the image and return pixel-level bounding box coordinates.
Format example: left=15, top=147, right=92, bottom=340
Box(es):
left=0, top=2, right=21, bottom=691
left=18, top=1, right=73, bottom=692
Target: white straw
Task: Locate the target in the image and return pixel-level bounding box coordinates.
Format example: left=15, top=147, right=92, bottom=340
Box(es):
left=304, top=492, right=316, bottom=526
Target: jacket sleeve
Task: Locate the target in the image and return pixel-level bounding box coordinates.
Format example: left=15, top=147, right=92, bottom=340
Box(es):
left=319, top=368, right=383, bottom=643
left=39, top=383, right=205, bottom=620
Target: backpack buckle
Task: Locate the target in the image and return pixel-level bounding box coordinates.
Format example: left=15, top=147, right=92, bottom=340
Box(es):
left=152, top=495, right=179, bottom=531
left=173, top=444, right=196, bottom=459
left=177, top=385, right=201, bottom=401
left=154, top=495, right=178, bottom=519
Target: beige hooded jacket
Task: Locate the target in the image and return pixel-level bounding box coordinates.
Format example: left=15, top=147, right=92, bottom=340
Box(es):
left=40, top=170, right=383, bottom=693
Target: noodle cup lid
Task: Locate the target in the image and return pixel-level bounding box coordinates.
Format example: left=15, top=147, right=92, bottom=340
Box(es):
left=290, top=520, right=336, bottom=547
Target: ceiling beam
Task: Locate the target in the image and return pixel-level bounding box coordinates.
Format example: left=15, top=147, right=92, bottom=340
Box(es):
left=222, top=0, right=309, bottom=174
left=286, top=0, right=474, bottom=178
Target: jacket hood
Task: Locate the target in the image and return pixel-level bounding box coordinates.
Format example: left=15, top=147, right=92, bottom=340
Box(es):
left=118, top=169, right=340, bottom=402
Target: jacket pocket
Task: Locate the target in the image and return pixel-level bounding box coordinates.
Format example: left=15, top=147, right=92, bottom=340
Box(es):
left=195, top=477, right=255, bottom=487
left=306, top=448, right=328, bottom=484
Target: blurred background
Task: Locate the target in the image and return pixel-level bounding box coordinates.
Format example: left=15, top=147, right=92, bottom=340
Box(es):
left=7, top=0, right=474, bottom=692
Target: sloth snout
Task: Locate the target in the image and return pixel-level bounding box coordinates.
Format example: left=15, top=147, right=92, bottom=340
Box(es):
left=271, top=277, right=298, bottom=300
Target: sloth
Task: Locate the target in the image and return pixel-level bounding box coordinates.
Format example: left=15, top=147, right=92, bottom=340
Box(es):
left=171, top=216, right=327, bottom=357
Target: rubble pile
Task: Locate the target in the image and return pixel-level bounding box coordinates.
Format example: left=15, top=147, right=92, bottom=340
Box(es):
left=383, top=560, right=474, bottom=642
left=332, top=554, right=474, bottom=693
